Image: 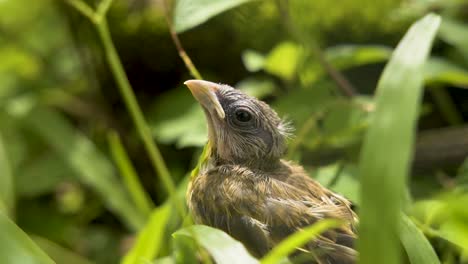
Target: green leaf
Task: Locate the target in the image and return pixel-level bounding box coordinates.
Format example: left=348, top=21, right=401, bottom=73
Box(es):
left=0, top=211, right=55, bottom=264
left=21, top=107, right=145, bottom=230
left=15, top=153, right=74, bottom=198
left=260, top=219, right=342, bottom=264
left=400, top=214, right=440, bottom=264
left=32, top=236, right=93, bottom=264
left=242, top=50, right=265, bottom=72
left=424, top=57, right=468, bottom=87
left=264, top=42, right=303, bottom=80
left=438, top=18, right=468, bottom=59
left=121, top=205, right=171, bottom=264
left=174, top=225, right=259, bottom=264
left=174, top=0, right=252, bottom=33
left=236, top=78, right=276, bottom=99
left=326, top=45, right=392, bottom=70
left=0, top=130, right=14, bottom=216
left=358, top=13, right=440, bottom=264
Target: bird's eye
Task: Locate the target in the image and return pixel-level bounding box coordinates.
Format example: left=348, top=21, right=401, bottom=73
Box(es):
left=235, top=109, right=252, bottom=123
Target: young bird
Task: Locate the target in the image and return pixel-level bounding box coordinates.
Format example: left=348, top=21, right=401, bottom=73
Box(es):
left=184, top=80, right=358, bottom=264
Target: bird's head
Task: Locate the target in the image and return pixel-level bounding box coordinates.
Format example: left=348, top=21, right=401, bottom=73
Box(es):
left=185, top=80, right=291, bottom=167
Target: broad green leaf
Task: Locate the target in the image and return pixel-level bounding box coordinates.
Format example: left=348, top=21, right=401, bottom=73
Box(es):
left=32, top=236, right=93, bottom=264
left=264, top=42, right=302, bottom=80
left=424, top=57, right=468, bottom=87
left=358, top=13, right=440, bottom=264
left=121, top=205, right=171, bottom=264
left=400, top=214, right=440, bottom=264
left=21, top=107, right=145, bottom=230
left=0, top=130, right=14, bottom=216
left=260, top=219, right=342, bottom=264
left=174, top=0, right=252, bottom=33
left=0, top=211, right=55, bottom=264
left=174, top=225, right=258, bottom=264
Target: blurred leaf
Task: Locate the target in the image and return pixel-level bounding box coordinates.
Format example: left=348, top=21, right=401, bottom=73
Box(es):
left=0, top=130, right=14, bottom=216
left=242, top=50, right=265, bottom=72
left=172, top=233, right=199, bottom=264
left=122, top=204, right=171, bottom=264
left=273, top=80, right=335, bottom=125
left=313, top=163, right=360, bottom=204
left=260, top=219, right=342, bottom=264
left=457, top=157, right=468, bottom=184
left=264, top=42, right=302, bottom=80
left=301, top=45, right=392, bottom=85
left=16, top=153, right=74, bottom=198
left=0, top=46, right=41, bottom=79
left=174, top=0, right=252, bottom=33
left=438, top=18, right=468, bottom=59
left=424, top=57, right=468, bottom=87
left=174, top=225, right=258, bottom=264
left=149, top=87, right=207, bottom=148
left=108, top=132, right=153, bottom=217
left=22, top=107, right=145, bottom=230
left=358, top=13, right=440, bottom=264
left=0, top=211, right=55, bottom=264
left=32, top=236, right=93, bottom=264
left=326, top=45, right=392, bottom=70
left=400, top=214, right=440, bottom=264
left=236, top=78, right=276, bottom=98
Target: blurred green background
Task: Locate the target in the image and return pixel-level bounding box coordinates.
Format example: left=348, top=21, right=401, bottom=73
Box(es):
left=0, top=0, right=468, bottom=263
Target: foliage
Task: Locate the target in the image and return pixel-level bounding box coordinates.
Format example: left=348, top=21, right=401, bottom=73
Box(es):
left=0, top=0, right=467, bottom=263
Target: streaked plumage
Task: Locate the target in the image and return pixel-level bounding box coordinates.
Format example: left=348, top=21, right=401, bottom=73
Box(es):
left=185, top=80, right=358, bottom=263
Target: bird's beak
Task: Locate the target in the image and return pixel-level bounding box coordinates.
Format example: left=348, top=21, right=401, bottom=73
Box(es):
left=184, top=80, right=225, bottom=119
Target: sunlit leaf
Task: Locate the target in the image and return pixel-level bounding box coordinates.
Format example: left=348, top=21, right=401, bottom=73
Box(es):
left=0, top=211, right=55, bottom=264
left=264, top=42, right=303, bottom=80
left=174, top=0, right=252, bottom=33
left=242, top=50, right=265, bottom=72
left=400, top=214, right=440, bottom=264
left=358, top=13, right=440, bottom=264
left=236, top=78, right=276, bottom=98
left=122, top=205, right=171, bottom=264
left=326, top=45, right=392, bottom=70
left=174, top=225, right=259, bottom=264
left=260, top=219, right=342, bottom=264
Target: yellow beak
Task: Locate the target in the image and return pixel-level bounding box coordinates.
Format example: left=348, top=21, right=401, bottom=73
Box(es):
left=184, top=80, right=225, bottom=119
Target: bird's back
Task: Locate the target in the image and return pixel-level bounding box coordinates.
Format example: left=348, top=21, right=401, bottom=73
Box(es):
left=187, top=160, right=358, bottom=263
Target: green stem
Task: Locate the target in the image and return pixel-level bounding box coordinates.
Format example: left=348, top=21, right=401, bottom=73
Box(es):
left=108, top=131, right=154, bottom=217
left=95, top=19, right=181, bottom=214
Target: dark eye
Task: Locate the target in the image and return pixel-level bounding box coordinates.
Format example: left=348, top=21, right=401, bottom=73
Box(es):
left=235, top=109, right=252, bottom=122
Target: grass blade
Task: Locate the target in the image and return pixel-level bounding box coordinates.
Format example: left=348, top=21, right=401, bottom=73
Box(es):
left=0, top=211, right=55, bottom=264
left=260, top=219, right=342, bottom=264
left=400, top=214, right=440, bottom=264
left=108, top=131, right=154, bottom=217
left=121, top=204, right=171, bottom=264
left=32, top=236, right=94, bottom=264
left=358, top=14, right=441, bottom=264
left=0, top=130, right=14, bottom=216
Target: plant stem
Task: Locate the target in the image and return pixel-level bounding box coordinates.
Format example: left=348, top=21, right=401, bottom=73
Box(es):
left=162, top=0, right=202, bottom=79
left=95, top=19, right=181, bottom=213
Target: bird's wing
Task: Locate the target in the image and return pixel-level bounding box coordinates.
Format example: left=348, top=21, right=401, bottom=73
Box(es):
left=217, top=165, right=357, bottom=263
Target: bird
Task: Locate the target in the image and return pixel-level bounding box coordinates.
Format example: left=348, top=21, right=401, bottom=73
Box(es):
left=184, top=80, right=358, bottom=264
